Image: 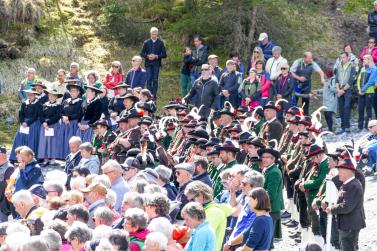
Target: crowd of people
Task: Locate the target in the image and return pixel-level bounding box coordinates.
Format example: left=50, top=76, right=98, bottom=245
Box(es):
left=4, top=2, right=377, bottom=249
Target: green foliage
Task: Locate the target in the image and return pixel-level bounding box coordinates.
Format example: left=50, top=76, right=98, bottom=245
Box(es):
left=344, top=0, right=370, bottom=14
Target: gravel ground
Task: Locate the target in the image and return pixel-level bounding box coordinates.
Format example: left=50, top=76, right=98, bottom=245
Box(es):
left=275, top=119, right=376, bottom=250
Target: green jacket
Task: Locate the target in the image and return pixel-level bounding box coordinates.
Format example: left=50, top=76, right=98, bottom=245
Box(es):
left=204, top=202, right=232, bottom=251
left=213, top=159, right=237, bottom=198
left=263, top=164, right=284, bottom=212
left=303, top=158, right=329, bottom=206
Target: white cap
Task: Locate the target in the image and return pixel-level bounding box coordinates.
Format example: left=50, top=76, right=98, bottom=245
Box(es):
left=258, top=32, right=268, bottom=41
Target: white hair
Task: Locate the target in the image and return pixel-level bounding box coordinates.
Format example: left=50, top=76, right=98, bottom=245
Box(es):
left=26, top=68, right=36, bottom=74
left=147, top=217, right=173, bottom=240
left=150, top=27, right=158, bottom=33
left=4, top=232, right=30, bottom=251
left=146, top=232, right=168, bottom=250
left=69, top=136, right=82, bottom=146
left=12, top=190, right=34, bottom=205
left=6, top=222, right=30, bottom=235
left=92, top=225, right=113, bottom=240
left=105, top=189, right=117, bottom=209
left=132, top=55, right=143, bottom=63
left=40, top=229, right=62, bottom=251
left=70, top=176, right=87, bottom=191
left=102, top=160, right=123, bottom=175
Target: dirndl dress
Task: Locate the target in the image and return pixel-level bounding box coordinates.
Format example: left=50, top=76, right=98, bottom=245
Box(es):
left=76, top=120, right=94, bottom=143
left=61, top=119, right=79, bottom=158
left=37, top=121, right=65, bottom=160
left=10, top=119, right=41, bottom=161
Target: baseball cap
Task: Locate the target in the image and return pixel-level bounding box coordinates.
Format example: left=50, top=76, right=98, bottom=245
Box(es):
left=142, top=168, right=159, bottom=184
left=258, top=32, right=268, bottom=41
left=208, top=54, right=218, bottom=60
left=28, top=184, right=47, bottom=200
left=80, top=182, right=108, bottom=196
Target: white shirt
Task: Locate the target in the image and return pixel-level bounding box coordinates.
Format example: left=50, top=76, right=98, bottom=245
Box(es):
left=343, top=176, right=355, bottom=185
left=265, top=56, right=288, bottom=80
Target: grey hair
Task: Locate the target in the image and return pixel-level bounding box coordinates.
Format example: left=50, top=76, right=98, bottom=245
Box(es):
left=26, top=67, right=36, bottom=74
left=20, top=236, right=48, bottom=251
left=105, top=189, right=117, bottom=209
left=272, top=46, right=282, bottom=53
left=79, top=142, right=94, bottom=153
left=86, top=70, right=99, bottom=81
left=155, top=165, right=172, bottom=183
left=65, top=222, right=92, bottom=244
left=131, top=179, right=149, bottom=193
left=70, top=62, right=80, bottom=69
left=94, top=207, right=115, bottom=226
left=102, top=160, right=123, bottom=175
left=123, top=192, right=145, bottom=210
left=93, top=174, right=111, bottom=188
left=43, top=181, right=64, bottom=196
left=0, top=222, right=8, bottom=235
left=184, top=181, right=213, bottom=201
left=94, top=239, right=114, bottom=251
left=125, top=208, right=148, bottom=229
left=244, top=170, right=265, bottom=188
left=69, top=136, right=82, bottom=146
left=146, top=232, right=168, bottom=250
left=147, top=217, right=173, bottom=240
left=132, top=55, right=142, bottom=63
left=181, top=202, right=206, bottom=221
left=368, top=119, right=377, bottom=127
left=11, top=190, right=34, bottom=205
left=40, top=229, right=62, bottom=251
left=144, top=184, right=167, bottom=195
left=231, top=164, right=250, bottom=176
left=145, top=193, right=170, bottom=216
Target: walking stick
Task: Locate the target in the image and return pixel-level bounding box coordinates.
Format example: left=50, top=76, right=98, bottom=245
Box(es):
left=325, top=174, right=338, bottom=251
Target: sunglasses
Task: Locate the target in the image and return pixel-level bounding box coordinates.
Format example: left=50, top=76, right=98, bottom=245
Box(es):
left=253, top=51, right=259, bottom=53
left=281, top=68, right=288, bottom=70
left=202, top=68, right=211, bottom=71
left=112, top=65, right=120, bottom=68
left=369, top=41, right=375, bottom=44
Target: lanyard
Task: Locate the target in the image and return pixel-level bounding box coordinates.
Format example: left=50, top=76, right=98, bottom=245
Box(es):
left=279, top=75, right=288, bottom=91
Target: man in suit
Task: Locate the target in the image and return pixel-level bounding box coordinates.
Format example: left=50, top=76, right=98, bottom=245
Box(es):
left=64, top=136, right=82, bottom=188
left=140, top=27, right=167, bottom=98
left=259, top=101, right=283, bottom=143
left=325, top=159, right=366, bottom=251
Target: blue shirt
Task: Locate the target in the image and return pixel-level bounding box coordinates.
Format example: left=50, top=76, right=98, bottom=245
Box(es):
left=185, top=221, right=216, bottom=251
left=243, top=215, right=273, bottom=250
left=111, top=176, right=130, bottom=213
left=231, top=198, right=256, bottom=238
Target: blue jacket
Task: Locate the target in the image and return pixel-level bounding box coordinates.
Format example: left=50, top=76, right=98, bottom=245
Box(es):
left=185, top=221, right=216, bottom=251
left=193, top=172, right=213, bottom=187
left=14, top=160, right=44, bottom=192
left=258, top=40, right=276, bottom=61
left=361, top=67, right=377, bottom=93
left=140, top=38, right=167, bottom=67
left=125, top=68, right=147, bottom=89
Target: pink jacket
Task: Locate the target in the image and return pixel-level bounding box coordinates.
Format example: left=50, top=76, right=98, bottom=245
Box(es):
left=360, top=46, right=377, bottom=64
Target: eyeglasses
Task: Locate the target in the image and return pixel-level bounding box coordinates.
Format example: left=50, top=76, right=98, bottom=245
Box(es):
left=253, top=51, right=259, bottom=53
left=112, top=65, right=120, bottom=68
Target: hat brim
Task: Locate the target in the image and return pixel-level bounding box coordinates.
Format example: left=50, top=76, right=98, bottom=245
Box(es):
left=44, top=90, right=64, bottom=98
left=93, top=121, right=110, bottom=129
left=217, top=146, right=240, bottom=152
left=66, top=84, right=84, bottom=93
left=257, top=148, right=280, bottom=159
left=23, top=90, right=39, bottom=94
left=85, top=86, right=102, bottom=94
left=306, top=149, right=325, bottom=158
left=31, top=83, right=47, bottom=89
left=112, top=83, right=130, bottom=89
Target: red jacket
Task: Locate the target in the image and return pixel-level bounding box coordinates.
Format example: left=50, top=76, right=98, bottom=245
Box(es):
left=260, top=73, right=271, bottom=98
left=360, top=46, right=377, bottom=64
left=103, top=72, right=124, bottom=94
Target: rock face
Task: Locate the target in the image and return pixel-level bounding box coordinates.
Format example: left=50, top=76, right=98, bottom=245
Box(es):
left=0, top=43, right=21, bottom=59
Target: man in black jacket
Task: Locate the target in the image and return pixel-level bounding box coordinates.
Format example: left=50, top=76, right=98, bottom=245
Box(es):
left=219, top=60, right=242, bottom=108
left=368, top=2, right=377, bottom=40
left=183, top=64, right=220, bottom=119
left=325, top=159, right=366, bottom=251
left=140, top=27, right=167, bottom=98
